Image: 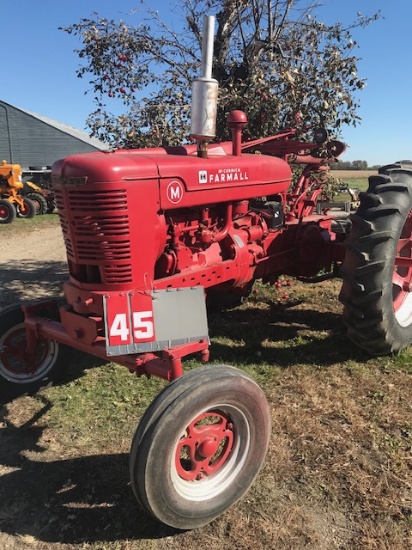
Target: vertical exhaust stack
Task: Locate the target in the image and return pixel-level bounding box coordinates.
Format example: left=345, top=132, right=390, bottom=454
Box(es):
left=190, top=15, right=218, bottom=158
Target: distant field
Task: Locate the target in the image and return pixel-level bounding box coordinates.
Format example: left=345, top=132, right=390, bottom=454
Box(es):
left=330, top=170, right=377, bottom=179
left=331, top=170, right=377, bottom=192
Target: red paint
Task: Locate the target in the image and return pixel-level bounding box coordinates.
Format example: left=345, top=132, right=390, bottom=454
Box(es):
left=16, top=111, right=347, bottom=380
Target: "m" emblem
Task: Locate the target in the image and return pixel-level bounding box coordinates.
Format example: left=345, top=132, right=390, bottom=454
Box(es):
left=166, top=181, right=184, bottom=204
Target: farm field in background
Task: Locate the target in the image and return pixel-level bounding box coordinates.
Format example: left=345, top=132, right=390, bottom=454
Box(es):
left=331, top=170, right=377, bottom=179
left=331, top=170, right=377, bottom=192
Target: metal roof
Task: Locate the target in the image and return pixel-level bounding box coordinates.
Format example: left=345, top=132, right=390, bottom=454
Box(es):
left=1, top=100, right=109, bottom=151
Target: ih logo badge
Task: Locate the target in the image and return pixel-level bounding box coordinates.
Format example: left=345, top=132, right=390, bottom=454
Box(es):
left=198, top=170, right=207, bottom=184
left=166, top=180, right=184, bottom=204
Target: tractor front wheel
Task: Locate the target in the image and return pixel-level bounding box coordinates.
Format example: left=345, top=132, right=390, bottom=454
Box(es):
left=16, top=197, right=36, bottom=219
left=340, top=163, right=412, bottom=354
left=0, top=199, right=16, bottom=224
left=0, top=304, right=67, bottom=396
left=129, top=365, right=271, bottom=529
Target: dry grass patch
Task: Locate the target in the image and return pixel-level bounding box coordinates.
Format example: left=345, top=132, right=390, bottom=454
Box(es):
left=330, top=170, right=377, bottom=180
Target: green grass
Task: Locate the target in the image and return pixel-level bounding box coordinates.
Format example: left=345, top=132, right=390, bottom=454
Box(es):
left=44, top=359, right=167, bottom=451
left=342, top=177, right=369, bottom=191
left=330, top=169, right=376, bottom=194
left=0, top=212, right=59, bottom=235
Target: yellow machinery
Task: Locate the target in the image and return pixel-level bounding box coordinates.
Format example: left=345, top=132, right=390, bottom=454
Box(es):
left=0, top=160, right=36, bottom=223
left=21, top=168, right=55, bottom=214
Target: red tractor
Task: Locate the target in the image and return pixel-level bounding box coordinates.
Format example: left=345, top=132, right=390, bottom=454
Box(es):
left=1, top=17, right=412, bottom=529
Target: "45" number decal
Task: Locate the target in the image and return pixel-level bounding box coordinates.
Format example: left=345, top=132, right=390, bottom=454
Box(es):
left=109, top=311, right=154, bottom=342
left=103, top=293, right=156, bottom=349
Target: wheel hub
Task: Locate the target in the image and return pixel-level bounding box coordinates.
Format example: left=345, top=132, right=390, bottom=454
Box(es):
left=175, top=411, right=234, bottom=481
left=393, top=212, right=412, bottom=326
left=0, top=323, right=58, bottom=381
left=197, top=436, right=219, bottom=459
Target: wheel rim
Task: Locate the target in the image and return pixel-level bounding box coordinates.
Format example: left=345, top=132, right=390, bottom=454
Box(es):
left=0, top=204, right=11, bottom=220
left=30, top=197, right=41, bottom=214
left=18, top=203, right=31, bottom=217
left=171, top=404, right=250, bottom=502
left=0, top=322, right=59, bottom=383
left=393, top=210, right=412, bottom=327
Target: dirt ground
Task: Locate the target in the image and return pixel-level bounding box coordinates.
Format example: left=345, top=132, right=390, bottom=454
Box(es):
left=0, top=221, right=67, bottom=308
left=0, top=220, right=66, bottom=549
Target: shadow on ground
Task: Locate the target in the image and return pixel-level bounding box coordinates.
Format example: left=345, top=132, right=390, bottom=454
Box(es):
left=0, top=350, right=106, bottom=405
left=0, top=260, right=68, bottom=308
left=207, top=299, right=369, bottom=367
left=0, top=398, right=174, bottom=544
left=0, top=285, right=375, bottom=545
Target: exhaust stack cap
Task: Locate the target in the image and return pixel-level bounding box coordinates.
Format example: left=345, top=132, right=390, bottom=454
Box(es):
left=190, top=15, right=218, bottom=142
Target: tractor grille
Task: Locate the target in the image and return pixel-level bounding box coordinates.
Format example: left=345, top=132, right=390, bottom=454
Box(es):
left=54, top=188, right=132, bottom=284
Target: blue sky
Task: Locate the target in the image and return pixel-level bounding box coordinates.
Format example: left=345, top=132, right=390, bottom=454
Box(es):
left=2, top=0, right=411, bottom=166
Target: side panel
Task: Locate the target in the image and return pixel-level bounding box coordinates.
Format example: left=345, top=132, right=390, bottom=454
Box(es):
left=158, top=154, right=291, bottom=209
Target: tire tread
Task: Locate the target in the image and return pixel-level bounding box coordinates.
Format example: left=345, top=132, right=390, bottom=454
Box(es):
left=339, top=168, right=412, bottom=354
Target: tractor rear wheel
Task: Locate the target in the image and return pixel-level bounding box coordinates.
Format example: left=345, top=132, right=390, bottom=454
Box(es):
left=16, top=197, right=36, bottom=219
left=0, top=199, right=16, bottom=224
left=340, top=163, right=412, bottom=354
left=129, top=365, right=271, bottom=529
left=0, top=304, right=68, bottom=396
left=26, top=192, right=48, bottom=215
